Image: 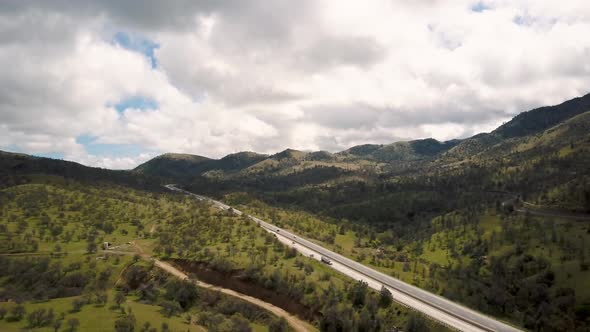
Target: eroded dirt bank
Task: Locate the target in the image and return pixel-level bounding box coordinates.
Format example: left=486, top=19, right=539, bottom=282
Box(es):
left=170, top=259, right=320, bottom=321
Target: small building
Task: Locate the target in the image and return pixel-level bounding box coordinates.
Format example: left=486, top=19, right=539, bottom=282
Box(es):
left=103, top=242, right=110, bottom=250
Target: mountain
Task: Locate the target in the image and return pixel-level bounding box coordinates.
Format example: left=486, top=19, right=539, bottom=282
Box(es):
left=444, top=92, right=590, bottom=159
left=341, top=144, right=383, bottom=157
left=494, top=93, right=590, bottom=139
left=307, top=150, right=334, bottom=161
left=135, top=152, right=214, bottom=179
left=135, top=151, right=268, bottom=179
left=173, top=93, right=590, bottom=217
left=134, top=93, right=590, bottom=216
left=217, top=151, right=268, bottom=171
left=339, top=138, right=461, bottom=162
left=136, top=139, right=461, bottom=179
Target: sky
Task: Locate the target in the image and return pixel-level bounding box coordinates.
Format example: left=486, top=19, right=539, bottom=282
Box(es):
left=1, top=1, right=589, bottom=169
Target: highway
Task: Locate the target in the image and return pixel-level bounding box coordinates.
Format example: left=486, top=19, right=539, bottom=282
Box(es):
left=165, top=184, right=522, bottom=332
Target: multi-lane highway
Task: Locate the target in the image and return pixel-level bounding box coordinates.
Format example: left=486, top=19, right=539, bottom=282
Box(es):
left=165, top=184, right=522, bottom=332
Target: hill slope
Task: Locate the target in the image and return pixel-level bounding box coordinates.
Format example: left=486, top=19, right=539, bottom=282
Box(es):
left=134, top=152, right=213, bottom=179
left=138, top=93, right=590, bottom=182
left=445, top=92, right=590, bottom=159
left=0, top=150, right=162, bottom=191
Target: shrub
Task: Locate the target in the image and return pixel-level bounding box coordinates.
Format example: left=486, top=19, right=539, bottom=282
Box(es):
left=11, top=304, right=26, bottom=321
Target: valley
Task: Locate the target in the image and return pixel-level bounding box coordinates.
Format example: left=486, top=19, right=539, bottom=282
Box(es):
left=0, top=93, right=589, bottom=331
left=166, top=184, right=521, bottom=331
left=3, top=1, right=590, bottom=331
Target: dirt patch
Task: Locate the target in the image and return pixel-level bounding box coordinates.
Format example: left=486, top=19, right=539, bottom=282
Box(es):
left=170, top=259, right=319, bottom=321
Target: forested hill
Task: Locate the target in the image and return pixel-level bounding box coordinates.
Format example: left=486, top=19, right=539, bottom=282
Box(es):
left=0, top=151, right=164, bottom=191
left=136, top=93, right=590, bottom=180
left=134, top=151, right=267, bottom=180
left=494, top=92, right=590, bottom=139
left=136, top=93, right=590, bottom=218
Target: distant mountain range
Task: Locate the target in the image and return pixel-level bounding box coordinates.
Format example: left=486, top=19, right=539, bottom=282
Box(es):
left=1, top=92, right=589, bottom=214
left=134, top=92, right=590, bottom=181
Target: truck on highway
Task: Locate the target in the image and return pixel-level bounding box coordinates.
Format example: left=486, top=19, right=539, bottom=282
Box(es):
left=321, top=256, right=332, bottom=265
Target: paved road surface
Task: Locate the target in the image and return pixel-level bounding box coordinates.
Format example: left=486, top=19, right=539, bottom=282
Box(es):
left=166, top=184, right=522, bottom=332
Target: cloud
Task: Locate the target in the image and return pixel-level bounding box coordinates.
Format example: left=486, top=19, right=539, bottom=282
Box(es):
left=1, top=0, right=590, bottom=168
left=294, top=35, right=386, bottom=70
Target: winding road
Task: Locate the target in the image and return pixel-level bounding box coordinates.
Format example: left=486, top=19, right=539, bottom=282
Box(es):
left=166, top=184, right=523, bottom=332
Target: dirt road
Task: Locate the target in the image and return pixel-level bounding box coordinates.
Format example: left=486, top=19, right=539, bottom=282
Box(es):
left=153, top=259, right=315, bottom=332
left=124, top=242, right=314, bottom=331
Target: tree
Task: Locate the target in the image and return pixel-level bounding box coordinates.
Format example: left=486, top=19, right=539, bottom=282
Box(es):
left=46, top=308, right=55, bottom=325
left=11, top=304, right=26, bottom=321
left=284, top=247, right=297, bottom=259
left=160, top=300, right=181, bottom=317
left=124, top=265, right=149, bottom=289
left=378, top=285, right=393, bottom=308
left=405, top=313, right=430, bottom=332
left=53, top=318, right=63, bottom=332
left=115, top=291, right=127, bottom=307
left=67, top=318, right=80, bottom=332
left=197, top=311, right=225, bottom=329
left=86, top=240, right=97, bottom=253
left=96, top=292, right=108, bottom=306
left=349, top=280, right=369, bottom=308
left=71, top=298, right=85, bottom=312
left=140, top=322, right=151, bottom=332
left=114, top=315, right=136, bottom=332
left=230, top=314, right=252, bottom=332
left=358, top=306, right=379, bottom=332
left=26, top=308, right=53, bottom=328
left=269, top=317, right=288, bottom=332
left=163, top=279, right=199, bottom=309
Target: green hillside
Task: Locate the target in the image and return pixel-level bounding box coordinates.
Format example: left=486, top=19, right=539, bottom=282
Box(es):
left=494, top=93, right=590, bottom=139
left=0, top=175, right=436, bottom=332
left=223, top=194, right=590, bottom=331
left=0, top=151, right=163, bottom=191
left=2, top=93, right=590, bottom=331
left=168, top=94, right=590, bottom=331
left=134, top=153, right=214, bottom=179
left=135, top=151, right=268, bottom=179
left=0, top=180, right=289, bottom=332
left=444, top=92, right=590, bottom=160
left=136, top=94, right=590, bottom=192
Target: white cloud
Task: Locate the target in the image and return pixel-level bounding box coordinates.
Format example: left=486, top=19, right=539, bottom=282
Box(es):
left=0, top=0, right=589, bottom=168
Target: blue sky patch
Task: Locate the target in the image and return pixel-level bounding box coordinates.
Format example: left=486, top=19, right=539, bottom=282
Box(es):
left=113, top=31, right=159, bottom=68
left=513, top=14, right=534, bottom=26
left=113, top=95, right=158, bottom=113
left=471, top=1, right=491, bottom=12
left=35, top=152, right=65, bottom=159
left=76, top=135, right=149, bottom=157
left=5, top=144, right=64, bottom=160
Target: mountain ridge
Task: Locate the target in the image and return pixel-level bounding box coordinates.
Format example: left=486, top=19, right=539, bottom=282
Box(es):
left=135, top=92, right=590, bottom=178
